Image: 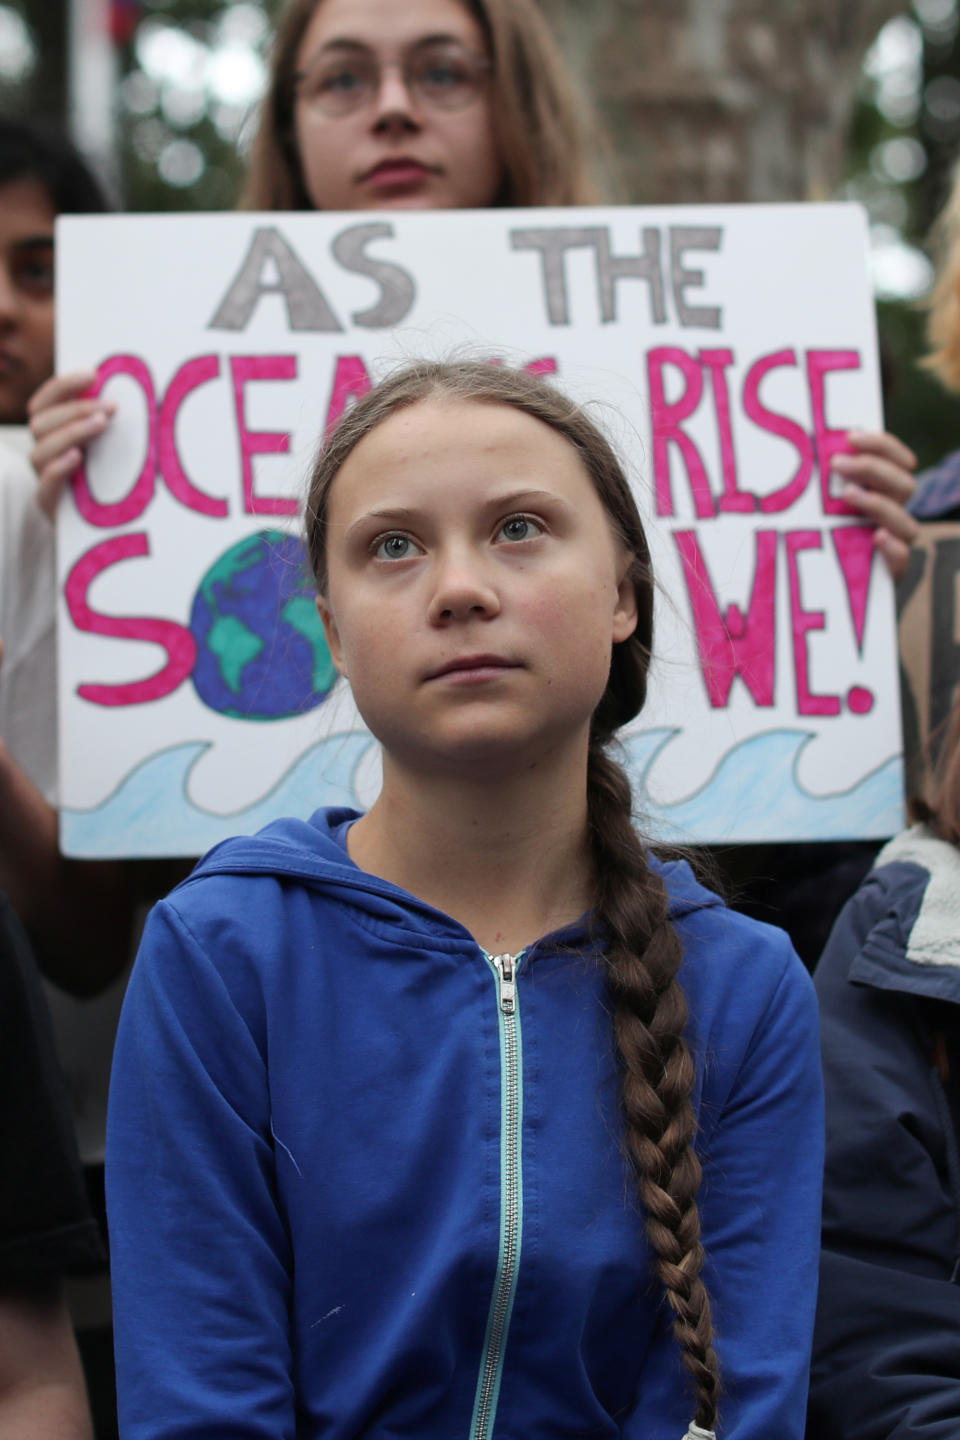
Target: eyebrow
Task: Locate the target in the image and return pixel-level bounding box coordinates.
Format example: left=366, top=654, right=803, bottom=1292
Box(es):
left=313, top=32, right=468, bottom=56
left=13, top=236, right=54, bottom=250
left=344, top=489, right=571, bottom=539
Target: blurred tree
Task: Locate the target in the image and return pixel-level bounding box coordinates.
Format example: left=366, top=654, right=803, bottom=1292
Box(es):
left=843, top=2, right=960, bottom=467
left=111, top=0, right=279, bottom=211
left=542, top=0, right=907, bottom=203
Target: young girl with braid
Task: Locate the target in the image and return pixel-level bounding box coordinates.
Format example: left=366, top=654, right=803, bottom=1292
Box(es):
left=105, top=361, right=823, bottom=1440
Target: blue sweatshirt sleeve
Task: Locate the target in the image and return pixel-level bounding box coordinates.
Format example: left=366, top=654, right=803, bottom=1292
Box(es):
left=106, top=896, right=296, bottom=1440
left=701, top=937, right=823, bottom=1437
left=809, top=869, right=960, bottom=1439
left=632, top=922, right=824, bottom=1439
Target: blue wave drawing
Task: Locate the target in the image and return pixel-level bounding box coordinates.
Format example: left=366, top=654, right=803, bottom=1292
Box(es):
left=61, top=734, right=376, bottom=857
left=623, top=727, right=904, bottom=842
left=62, top=727, right=905, bottom=857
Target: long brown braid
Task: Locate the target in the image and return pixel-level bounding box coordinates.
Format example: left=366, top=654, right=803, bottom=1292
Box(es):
left=305, top=360, right=721, bottom=1430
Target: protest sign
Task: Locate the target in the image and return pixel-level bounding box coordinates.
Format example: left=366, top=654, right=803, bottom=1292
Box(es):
left=55, top=204, right=904, bottom=856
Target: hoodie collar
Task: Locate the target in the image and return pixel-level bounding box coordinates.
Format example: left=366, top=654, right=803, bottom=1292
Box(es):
left=180, top=808, right=722, bottom=940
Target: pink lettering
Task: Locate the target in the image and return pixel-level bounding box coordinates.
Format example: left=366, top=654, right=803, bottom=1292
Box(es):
left=230, top=355, right=298, bottom=516
left=807, top=349, right=861, bottom=516
left=785, top=529, right=841, bottom=715
left=647, top=346, right=715, bottom=519
left=523, top=357, right=559, bottom=376
left=699, top=348, right=753, bottom=513
left=64, top=535, right=197, bottom=706
left=743, top=349, right=815, bottom=514
left=831, top=524, right=876, bottom=653
left=158, top=356, right=228, bottom=517
left=674, top=529, right=777, bottom=707
left=71, top=355, right=157, bottom=528
left=324, top=354, right=373, bottom=435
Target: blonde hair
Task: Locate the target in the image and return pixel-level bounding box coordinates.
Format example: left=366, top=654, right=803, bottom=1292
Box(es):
left=239, top=0, right=603, bottom=211
left=923, top=160, right=960, bottom=391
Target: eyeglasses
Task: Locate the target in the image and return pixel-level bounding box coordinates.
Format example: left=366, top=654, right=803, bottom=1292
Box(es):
left=294, top=42, right=492, bottom=118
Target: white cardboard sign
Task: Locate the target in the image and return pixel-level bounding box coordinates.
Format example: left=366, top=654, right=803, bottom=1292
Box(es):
left=56, top=204, right=904, bottom=856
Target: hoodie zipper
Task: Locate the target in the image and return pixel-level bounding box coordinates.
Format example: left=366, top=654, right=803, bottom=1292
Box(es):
left=470, top=950, right=525, bottom=1440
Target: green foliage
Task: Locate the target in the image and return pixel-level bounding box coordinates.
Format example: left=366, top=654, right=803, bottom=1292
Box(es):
left=113, top=0, right=282, bottom=212
left=846, top=4, right=960, bottom=469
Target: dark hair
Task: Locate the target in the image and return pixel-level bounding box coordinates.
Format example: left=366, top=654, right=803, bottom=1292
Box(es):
left=305, top=360, right=721, bottom=1431
left=0, top=117, right=111, bottom=214
left=239, top=0, right=603, bottom=210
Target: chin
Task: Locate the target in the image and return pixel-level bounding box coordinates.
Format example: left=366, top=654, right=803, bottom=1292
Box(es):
left=366, top=190, right=449, bottom=211
left=396, top=718, right=588, bottom=782
left=0, top=398, right=28, bottom=427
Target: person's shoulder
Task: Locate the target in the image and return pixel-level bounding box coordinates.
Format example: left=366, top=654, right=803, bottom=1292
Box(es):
left=149, top=808, right=361, bottom=949
left=816, top=826, right=960, bottom=1001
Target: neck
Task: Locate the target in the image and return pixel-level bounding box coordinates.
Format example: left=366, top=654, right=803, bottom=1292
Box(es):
left=348, top=741, right=595, bottom=954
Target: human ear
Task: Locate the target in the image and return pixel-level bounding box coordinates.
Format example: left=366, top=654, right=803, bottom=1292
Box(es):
left=316, top=594, right=348, bottom=677
left=612, top=567, right=639, bottom=644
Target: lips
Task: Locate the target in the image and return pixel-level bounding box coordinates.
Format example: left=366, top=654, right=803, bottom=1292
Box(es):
left=427, top=654, right=522, bottom=682
left=360, top=158, right=436, bottom=187
left=0, top=350, right=22, bottom=376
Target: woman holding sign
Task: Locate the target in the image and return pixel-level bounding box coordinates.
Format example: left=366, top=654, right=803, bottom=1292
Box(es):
left=29, top=0, right=918, bottom=576
left=106, top=358, right=823, bottom=1439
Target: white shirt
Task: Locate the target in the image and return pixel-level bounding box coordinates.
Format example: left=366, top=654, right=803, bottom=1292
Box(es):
left=0, top=431, right=131, bottom=1165
left=0, top=427, right=56, bottom=802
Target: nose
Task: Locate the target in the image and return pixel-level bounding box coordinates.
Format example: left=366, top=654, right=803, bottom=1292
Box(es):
left=427, top=547, right=501, bottom=626
left=370, top=62, right=420, bottom=133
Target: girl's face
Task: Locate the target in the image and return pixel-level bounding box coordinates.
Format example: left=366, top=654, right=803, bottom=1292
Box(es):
left=318, top=398, right=638, bottom=776
left=292, top=0, right=504, bottom=212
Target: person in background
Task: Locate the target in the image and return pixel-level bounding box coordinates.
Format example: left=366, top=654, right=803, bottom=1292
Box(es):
left=29, top=0, right=918, bottom=583
left=0, top=117, right=134, bottom=1440
left=0, top=887, right=104, bottom=1439
left=807, top=682, right=960, bottom=1439
left=912, top=158, right=960, bottom=520
left=0, top=116, right=131, bottom=989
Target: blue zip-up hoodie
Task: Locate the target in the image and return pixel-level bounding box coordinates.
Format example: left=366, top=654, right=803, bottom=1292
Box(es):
left=106, top=808, right=823, bottom=1440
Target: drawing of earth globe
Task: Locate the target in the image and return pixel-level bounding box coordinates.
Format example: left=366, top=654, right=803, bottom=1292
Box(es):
left=189, top=530, right=337, bottom=720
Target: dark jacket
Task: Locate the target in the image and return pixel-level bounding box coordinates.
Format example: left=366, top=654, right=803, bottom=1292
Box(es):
left=808, top=825, right=960, bottom=1439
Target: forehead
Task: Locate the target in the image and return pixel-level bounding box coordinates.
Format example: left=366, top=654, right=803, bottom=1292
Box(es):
left=298, top=0, right=486, bottom=57
left=328, top=396, right=601, bottom=518
left=0, top=178, right=57, bottom=246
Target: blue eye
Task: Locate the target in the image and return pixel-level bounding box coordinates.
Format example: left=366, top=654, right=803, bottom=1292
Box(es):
left=374, top=533, right=417, bottom=560
left=497, top=515, right=542, bottom=543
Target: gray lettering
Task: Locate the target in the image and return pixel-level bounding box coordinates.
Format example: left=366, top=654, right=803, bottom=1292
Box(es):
left=594, top=227, right=666, bottom=324
left=209, top=226, right=344, bottom=332
left=510, top=227, right=606, bottom=325
left=332, top=222, right=416, bottom=329
left=670, top=226, right=722, bottom=329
